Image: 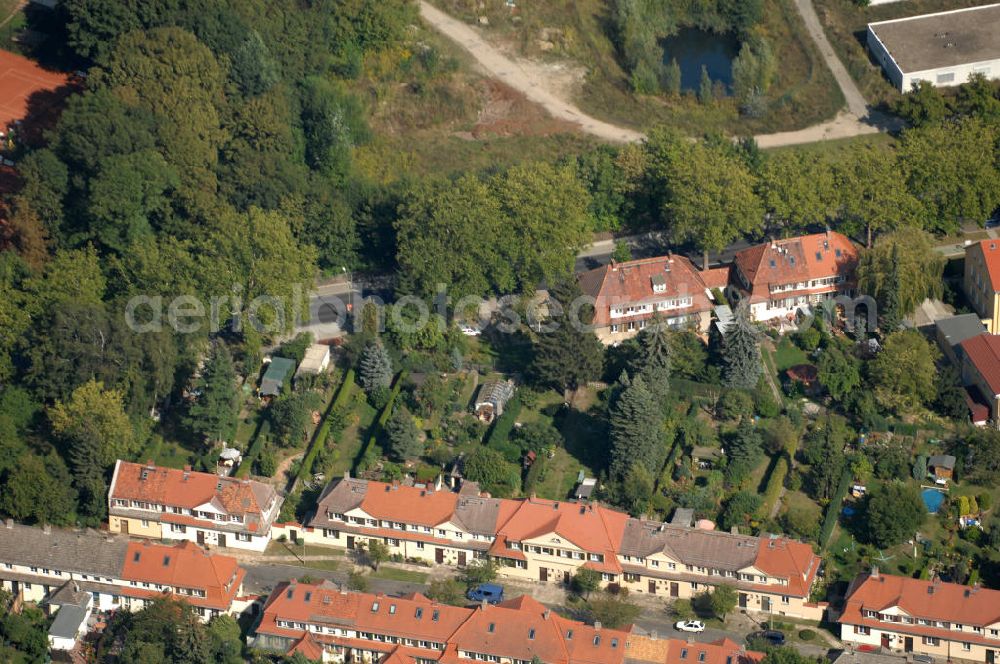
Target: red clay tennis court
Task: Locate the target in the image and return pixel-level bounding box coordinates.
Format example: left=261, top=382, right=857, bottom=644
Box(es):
left=0, top=48, right=70, bottom=133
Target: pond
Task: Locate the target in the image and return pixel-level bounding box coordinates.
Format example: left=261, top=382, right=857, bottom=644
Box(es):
left=661, top=28, right=739, bottom=93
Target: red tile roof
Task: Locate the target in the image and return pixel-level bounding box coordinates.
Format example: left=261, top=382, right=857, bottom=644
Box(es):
left=734, top=232, right=857, bottom=303
left=120, top=540, right=244, bottom=611
left=965, top=386, right=991, bottom=424
left=960, top=334, right=1000, bottom=395
left=578, top=255, right=714, bottom=327
left=754, top=537, right=820, bottom=598
left=109, top=460, right=278, bottom=533
left=841, top=572, right=1000, bottom=646
left=358, top=481, right=461, bottom=527
left=288, top=633, right=324, bottom=661
left=970, top=240, right=1000, bottom=291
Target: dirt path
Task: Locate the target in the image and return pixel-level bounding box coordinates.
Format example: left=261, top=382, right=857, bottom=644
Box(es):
left=419, top=0, right=898, bottom=149
left=418, top=1, right=643, bottom=144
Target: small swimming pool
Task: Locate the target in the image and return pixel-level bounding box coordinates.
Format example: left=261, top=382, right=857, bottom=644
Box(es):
left=922, top=488, right=946, bottom=513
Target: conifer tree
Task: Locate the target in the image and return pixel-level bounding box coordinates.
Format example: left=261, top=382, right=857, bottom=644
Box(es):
left=531, top=280, right=604, bottom=392
left=722, top=301, right=762, bottom=389
left=359, top=340, right=393, bottom=394
left=609, top=375, right=665, bottom=480
left=631, top=317, right=672, bottom=406
left=879, top=245, right=902, bottom=335
left=187, top=343, right=239, bottom=446
left=385, top=405, right=423, bottom=461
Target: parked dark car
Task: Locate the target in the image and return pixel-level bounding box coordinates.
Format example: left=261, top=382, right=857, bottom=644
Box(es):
left=747, top=630, right=786, bottom=647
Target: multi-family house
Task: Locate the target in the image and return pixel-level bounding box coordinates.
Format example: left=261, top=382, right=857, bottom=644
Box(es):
left=108, top=460, right=281, bottom=551
left=731, top=231, right=858, bottom=323
left=965, top=238, right=1000, bottom=334
left=839, top=569, right=1000, bottom=664
left=616, top=520, right=822, bottom=619
left=577, top=254, right=717, bottom=344
left=253, top=580, right=763, bottom=664
left=0, top=520, right=247, bottom=620
left=296, top=477, right=824, bottom=621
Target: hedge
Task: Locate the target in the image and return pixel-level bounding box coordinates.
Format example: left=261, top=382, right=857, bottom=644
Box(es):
left=294, top=369, right=355, bottom=487
left=354, top=370, right=407, bottom=474
left=485, top=395, right=522, bottom=449
left=819, top=468, right=853, bottom=550
left=756, top=456, right=789, bottom=519
left=522, top=455, right=546, bottom=495
left=235, top=419, right=271, bottom=478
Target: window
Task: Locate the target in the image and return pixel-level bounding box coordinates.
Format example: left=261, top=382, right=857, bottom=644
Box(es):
left=854, top=626, right=870, bottom=635
left=612, top=638, right=619, bottom=649
left=781, top=596, right=789, bottom=604
left=236, top=533, right=251, bottom=542
left=936, top=72, right=955, bottom=84
left=962, top=643, right=971, bottom=652
left=416, top=541, right=425, bottom=550
left=488, top=623, right=495, bottom=633
left=593, top=636, right=601, bottom=646
left=681, top=649, right=688, bottom=659
left=922, top=637, right=939, bottom=646
left=699, top=653, right=706, bottom=662
left=528, top=629, right=535, bottom=640
left=170, top=524, right=186, bottom=533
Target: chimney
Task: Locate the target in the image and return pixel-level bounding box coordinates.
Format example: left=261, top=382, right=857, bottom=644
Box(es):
left=650, top=630, right=658, bottom=640
left=434, top=474, right=443, bottom=492
left=481, top=599, right=488, bottom=610
left=594, top=621, right=602, bottom=631
left=42, top=524, right=51, bottom=534
left=871, top=566, right=879, bottom=579
left=730, top=526, right=739, bottom=535
left=345, top=469, right=351, bottom=479
left=543, top=609, right=551, bottom=619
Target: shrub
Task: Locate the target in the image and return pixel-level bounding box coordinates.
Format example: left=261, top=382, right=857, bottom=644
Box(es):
left=757, top=457, right=789, bottom=519
left=819, top=469, right=852, bottom=550
left=799, top=629, right=816, bottom=641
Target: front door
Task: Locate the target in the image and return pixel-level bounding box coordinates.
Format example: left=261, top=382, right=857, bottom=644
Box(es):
left=289, top=529, right=298, bottom=544
left=670, top=582, right=679, bottom=598
left=986, top=650, right=995, bottom=664
left=904, top=637, right=913, bottom=653
left=648, top=580, right=657, bottom=594
left=435, top=548, right=444, bottom=564
left=739, top=593, right=748, bottom=608
left=196, top=530, right=205, bottom=545
left=881, top=635, right=890, bottom=650
left=121, top=520, right=129, bottom=535
left=761, top=596, right=771, bottom=612
left=539, top=567, right=548, bottom=582
left=347, top=536, right=355, bottom=550
left=457, top=552, right=467, bottom=567
left=218, top=534, right=227, bottom=548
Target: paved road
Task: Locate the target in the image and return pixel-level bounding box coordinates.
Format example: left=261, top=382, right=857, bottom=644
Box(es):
left=419, top=0, right=895, bottom=149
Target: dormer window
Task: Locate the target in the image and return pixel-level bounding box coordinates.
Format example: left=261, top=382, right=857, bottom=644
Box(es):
left=651, top=274, right=667, bottom=293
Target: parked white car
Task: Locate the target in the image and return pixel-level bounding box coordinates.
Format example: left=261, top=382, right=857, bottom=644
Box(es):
left=459, top=325, right=482, bottom=336
left=675, top=620, right=706, bottom=633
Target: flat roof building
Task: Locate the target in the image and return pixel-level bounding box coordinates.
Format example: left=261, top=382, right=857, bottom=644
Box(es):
left=867, top=4, right=1000, bottom=91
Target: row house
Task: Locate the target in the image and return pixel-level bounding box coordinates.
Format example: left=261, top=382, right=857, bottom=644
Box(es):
left=965, top=240, right=1000, bottom=333
left=732, top=231, right=858, bottom=323
left=577, top=254, right=718, bottom=344
left=0, top=520, right=247, bottom=620
left=108, top=460, right=281, bottom=551
left=252, top=580, right=765, bottom=664
left=254, top=583, right=765, bottom=664
left=839, top=569, right=1000, bottom=664
left=299, top=478, right=823, bottom=621
left=616, top=520, right=823, bottom=620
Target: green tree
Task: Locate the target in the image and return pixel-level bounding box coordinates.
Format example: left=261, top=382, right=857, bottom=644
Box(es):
left=631, top=318, right=672, bottom=405
left=584, top=593, right=642, bottom=629
left=870, top=331, right=940, bottom=414
left=531, top=280, right=604, bottom=392
left=720, top=490, right=762, bottom=531
left=760, top=647, right=818, bottom=664
left=722, top=301, right=762, bottom=389
left=698, top=65, right=713, bottom=103
left=187, top=344, right=239, bottom=446
left=425, top=579, right=466, bottom=606
left=759, top=151, right=835, bottom=234
left=960, top=428, right=1000, bottom=485
left=609, top=375, right=665, bottom=480
left=803, top=416, right=850, bottom=501
left=571, top=568, right=602, bottom=598
left=817, top=342, right=861, bottom=402
left=461, top=559, right=499, bottom=587
left=664, top=58, right=682, bottom=96
left=359, top=340, right=393, bottom=394
left=863, top=481, right=926, bottom=548
left=857, top=230, right=944, bottom=319
left=646, top=130, right=764, bottom=269
left=385, top=405, right=423, bottom=461
left=899, top=119, right=1000, bottom=235
left=206, top=614, right=244, bottom=664
left=1, top=453, right=78, bottom=526
left=462, top=447, right=521, bottom=497
left=892, top=80, right=948, bottom=127
left=50, top=380, right=137, bottom=520
left=270, top=392, right=323, bottom=447
left=111, top=597, right=212, bottom=663
left=363, top=539, right=389, bottom=571
left=833, top=144, right=923, bottom=247
left=300, top=76, right=369, bottom=182
left=709, top=584, right=738, bottom=620
left=912, top=454, right=928, bottom=481
left=612, top=241, right=633, bottom=262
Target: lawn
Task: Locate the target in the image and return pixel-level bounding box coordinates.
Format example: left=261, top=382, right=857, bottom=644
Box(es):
left=328, top=391, right=378, bottom=478
left=773, top=337, right=810, bottom=372
left=137, top=437, right=194, bottom=470
left=265, top=541, right=347, bottom=558
left=370, top=567, right=429, bottom=583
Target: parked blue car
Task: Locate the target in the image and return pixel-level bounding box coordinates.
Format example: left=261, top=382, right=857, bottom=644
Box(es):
left=466, top=583, right=504, bottom=604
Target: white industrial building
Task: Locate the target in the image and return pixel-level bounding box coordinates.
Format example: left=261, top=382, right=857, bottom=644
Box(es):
left=867, top=3, right=1000, bottom=91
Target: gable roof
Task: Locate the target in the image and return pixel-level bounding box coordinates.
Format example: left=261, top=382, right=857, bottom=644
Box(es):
left=734, top=232, right=857, bottom=302
left=121, top=540, right=244, bottom=610
left=842, top=572, right=1000, bottom=637
left=960, top=334, right=1000, bottom=395
left=935, top=314, right=987, bottom=350
left=969, top=239, right=1000, bottom=291
left=0, top=521, right=127, bottom=578
left=110, top=461, right=277, bottom=530
left=314, top=477, right=463, bottom=529
left=578, top=255, right=713, bottom=327
left=261, top=357, right=296, bottom=395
